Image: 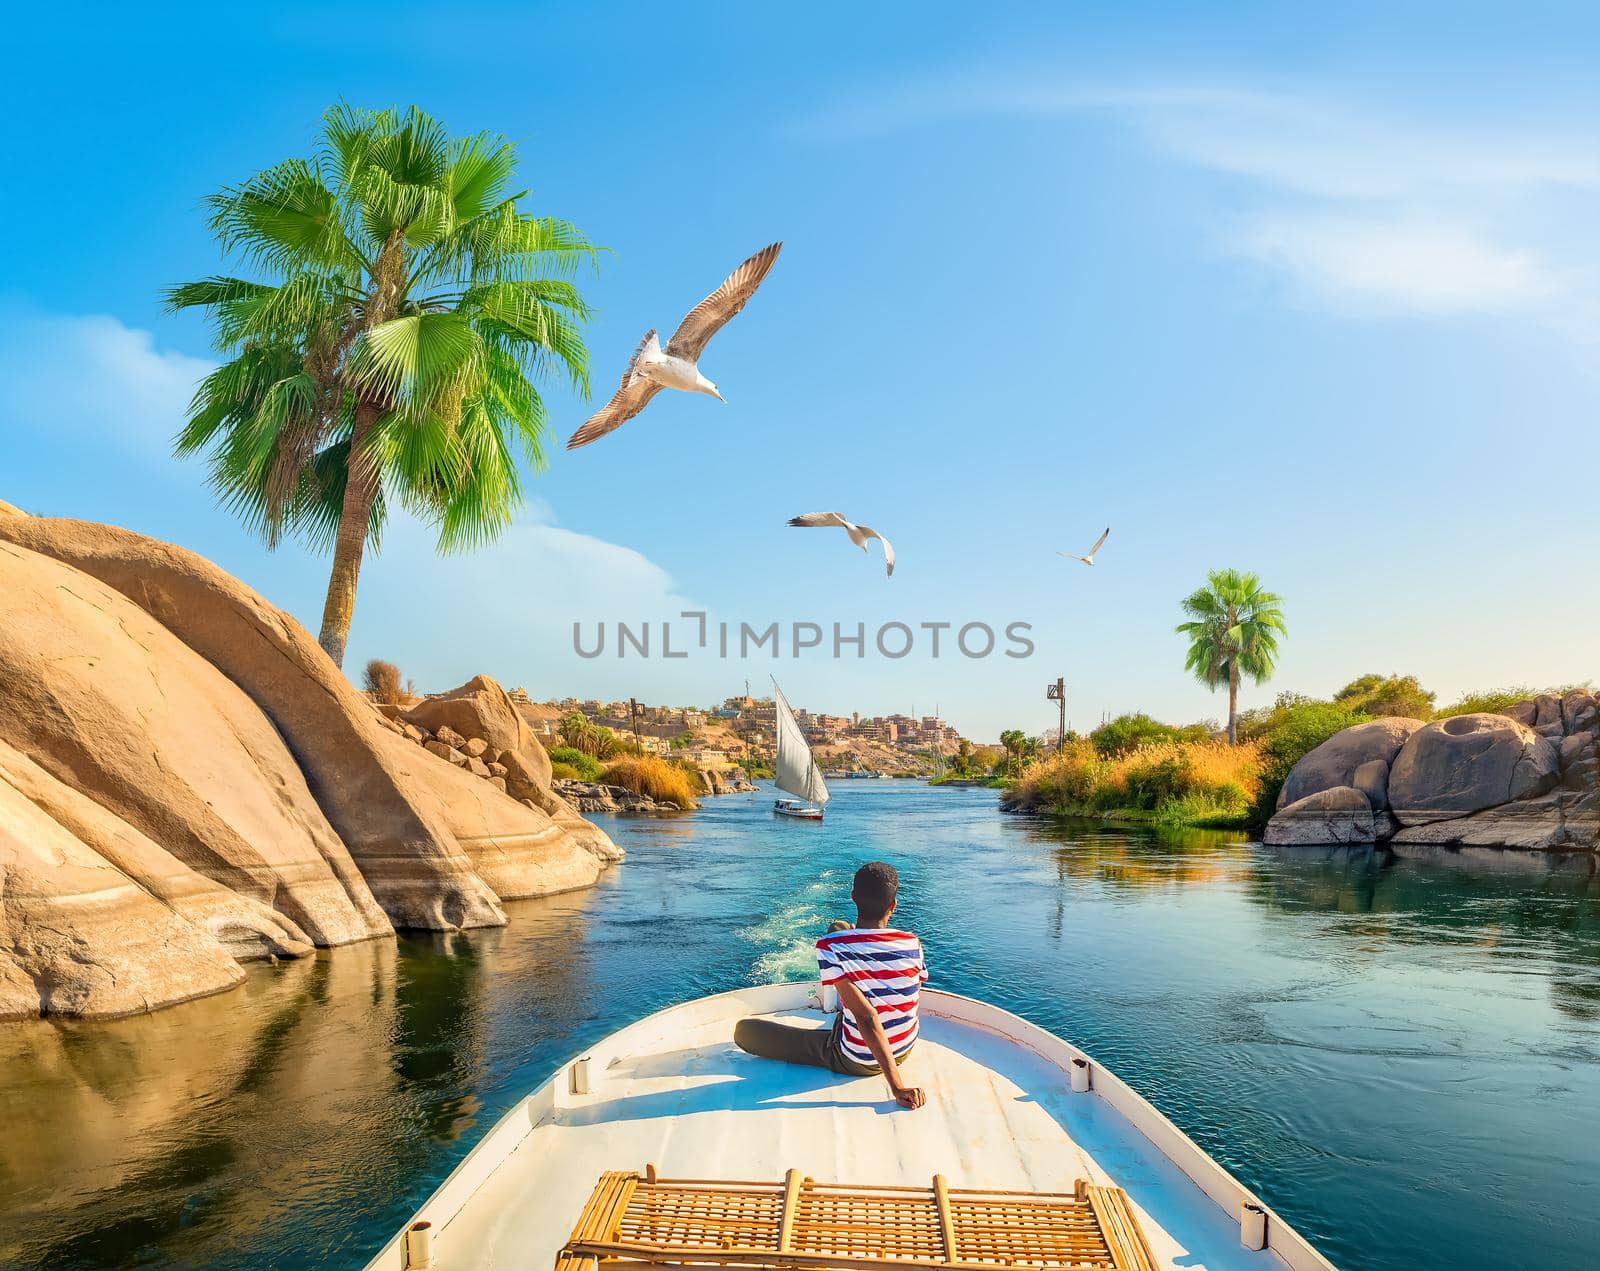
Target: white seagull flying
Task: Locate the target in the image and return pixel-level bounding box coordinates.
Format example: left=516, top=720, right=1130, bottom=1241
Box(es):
left=566, top=242, right=783, bottom=450
left=1059, top=527, right=1110, bottom=566
left=788, top=511, right=895, bottom=577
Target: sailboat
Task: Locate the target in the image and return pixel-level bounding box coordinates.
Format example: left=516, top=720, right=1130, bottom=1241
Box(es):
left=771, top=679, right=828, bottom=820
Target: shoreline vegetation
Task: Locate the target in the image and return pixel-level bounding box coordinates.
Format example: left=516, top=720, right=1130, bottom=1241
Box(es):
left=546, top=714, right=699, bottom=808
left=996, top=675, right=1594, bottom=833
left=1002, top=738, right=1262, bottom=829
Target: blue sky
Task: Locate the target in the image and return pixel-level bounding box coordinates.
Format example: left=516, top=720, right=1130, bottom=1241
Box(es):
left=4, top=2, right=1599, bottom=741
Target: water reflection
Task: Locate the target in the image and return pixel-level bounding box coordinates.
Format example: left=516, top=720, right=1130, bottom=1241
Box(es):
left=0, top=897, right=603, bottom=1269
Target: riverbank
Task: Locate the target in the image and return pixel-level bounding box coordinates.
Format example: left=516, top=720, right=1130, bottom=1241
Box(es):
left=5, top=783, right=1598, bottom=1271
left=1007, top=801, right=1251, bottom=830
left=999, top=738, right=1261, bottom=829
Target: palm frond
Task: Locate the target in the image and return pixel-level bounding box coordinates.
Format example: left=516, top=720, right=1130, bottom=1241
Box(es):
left=447, top=133, right=517, bottom=220
left=164, top=276, right=274, bottom=314
left=206, top=159, right=365, bottom=275
left=431, top=398, right=522, bottom=552
left=349, top=312, right=482, bottom=409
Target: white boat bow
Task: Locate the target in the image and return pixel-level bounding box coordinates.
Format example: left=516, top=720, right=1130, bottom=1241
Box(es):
left=365, top=984, right=1335, bottom=1271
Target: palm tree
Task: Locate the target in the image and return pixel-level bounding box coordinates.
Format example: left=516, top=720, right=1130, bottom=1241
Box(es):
left=999, top=728, right=1029, bottom=777
left=558, top=711, right=592, bottom=751
left=167, top=104, right=599, bottom=668
left=1175, top=569, right=1287, bottom=744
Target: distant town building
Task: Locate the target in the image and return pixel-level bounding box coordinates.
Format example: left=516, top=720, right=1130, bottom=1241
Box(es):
left=526, top=690, right=975, bottom=769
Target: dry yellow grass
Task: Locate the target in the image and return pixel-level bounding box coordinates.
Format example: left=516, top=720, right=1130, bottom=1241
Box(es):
left=1008, top=738, right=1262, bottom=824
left=600, top=756, right=701, bottom=810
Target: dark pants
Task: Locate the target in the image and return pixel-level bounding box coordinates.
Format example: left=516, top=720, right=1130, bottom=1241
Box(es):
left=734, top=1012, right=891, bottom=1077
left=735, top=919, right=914, bottom=1078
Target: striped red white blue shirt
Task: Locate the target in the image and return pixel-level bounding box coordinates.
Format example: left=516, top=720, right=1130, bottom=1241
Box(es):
left=817, top=928, right=928, bottom=1066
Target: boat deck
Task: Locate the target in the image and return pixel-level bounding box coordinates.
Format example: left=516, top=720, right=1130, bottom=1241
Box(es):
left=367, top=987, right=1328, bottom=1270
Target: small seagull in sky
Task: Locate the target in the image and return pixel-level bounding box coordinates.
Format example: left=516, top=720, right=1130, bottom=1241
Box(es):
left=566, top=242, right=783, bottom=449
left=1060, top=527, right=1110, bottom=566
left=787, top=512, right=895, bottom=577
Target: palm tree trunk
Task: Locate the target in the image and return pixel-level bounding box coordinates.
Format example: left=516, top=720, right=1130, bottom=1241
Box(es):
left=319, top=231, right=406, bottom=670
left=1227, top=664, right=1240, bottom=745
left=317, top=400, right=381, bottom=668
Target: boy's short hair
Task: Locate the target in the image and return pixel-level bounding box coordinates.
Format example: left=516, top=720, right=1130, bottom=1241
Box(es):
left=853, top=861, right=899, bottom=918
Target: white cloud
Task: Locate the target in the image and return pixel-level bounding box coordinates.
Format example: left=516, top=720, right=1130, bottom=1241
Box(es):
left=797, top=75, right=1600, bottom=327
left=1237, top=215, right=1563, bottom=314
left=0, top=308, right=214, bottom=452
left=347, top=500, right=700, bottom=696
left=1122, top=89, right=1600, bottom=201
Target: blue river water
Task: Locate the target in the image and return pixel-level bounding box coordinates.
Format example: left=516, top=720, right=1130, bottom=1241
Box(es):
left=2, top=781, right=1598, bottom=1269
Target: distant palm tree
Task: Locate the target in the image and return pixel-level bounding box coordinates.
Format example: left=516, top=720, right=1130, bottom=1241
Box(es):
left=167, top=104, right=599, bottom=667
left=558, top=711, right=592, bottom=750
left=1176, top=569, right=1287, bottom=744
left=999, top=728, right=1034, bottom=777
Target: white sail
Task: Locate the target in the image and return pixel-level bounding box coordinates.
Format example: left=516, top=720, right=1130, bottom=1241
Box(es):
left=772, top=680, right=830, bottom=804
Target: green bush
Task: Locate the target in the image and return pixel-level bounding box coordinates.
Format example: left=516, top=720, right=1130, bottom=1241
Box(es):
left=1332, top=673, right=1435, bottom=720
left=1091, top=712, right=1197, bottom=757
left=1249, top=701, right=1371, bottom=828
left=1118, top=753, right=1188, bottom=808
left=547, top=746, right=603, bottom=781
left=549, top=761, right=582, bottom=781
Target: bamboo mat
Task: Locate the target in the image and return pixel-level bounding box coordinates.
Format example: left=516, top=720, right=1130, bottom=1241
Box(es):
left=556, top=1167, right=1159, bottom=1271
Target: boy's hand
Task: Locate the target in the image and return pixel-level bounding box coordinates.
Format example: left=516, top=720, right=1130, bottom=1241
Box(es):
left=893, top=1084, right=926, bottom=1110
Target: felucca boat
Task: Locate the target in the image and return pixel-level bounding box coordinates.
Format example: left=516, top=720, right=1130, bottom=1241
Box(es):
left=772, top=679, right=829, bottom=820
left=367, top=983, right=1336, bottom=1271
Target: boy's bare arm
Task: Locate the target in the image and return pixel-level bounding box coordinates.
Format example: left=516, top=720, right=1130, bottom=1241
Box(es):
left=835, top=978, right=926, bottom=1109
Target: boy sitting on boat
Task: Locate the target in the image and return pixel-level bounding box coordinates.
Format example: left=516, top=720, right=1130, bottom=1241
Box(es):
left=734, top=861, right=928, bottom=1110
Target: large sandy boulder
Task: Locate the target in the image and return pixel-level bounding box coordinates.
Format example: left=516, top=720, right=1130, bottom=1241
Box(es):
left=375, top=731, right=603, bottom=898
left=0, top=540, right=391, bottom=947
left=0, top=740, right=311, bottom=963
left=1277, top=717, right=1426, bottom=810
left=1264, top=786, right=1376, bottom=846
left=0, top=514, right=624, bottom=1019
left=406, top=675, right=540, bottom=764
left=1389, top=713, right=1560, bottom=825
left=0, top=517, right=505, bottom=933
left=525, top=784, right=624, bottom=863
left=0, top=771, right=246, bottom=1020
left=495, top=747, right=622, bottom=863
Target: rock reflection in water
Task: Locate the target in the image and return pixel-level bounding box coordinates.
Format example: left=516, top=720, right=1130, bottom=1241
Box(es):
left=0, top=893, right=597, bottom=1269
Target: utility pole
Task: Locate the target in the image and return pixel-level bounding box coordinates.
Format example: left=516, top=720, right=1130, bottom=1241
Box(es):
left=1046, top=677, right=1066, bottom=752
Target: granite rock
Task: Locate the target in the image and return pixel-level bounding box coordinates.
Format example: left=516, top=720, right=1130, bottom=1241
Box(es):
left=1264, top=786, right=1376, bottom=846
left=1389, top=714, right=1559, bottom=825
